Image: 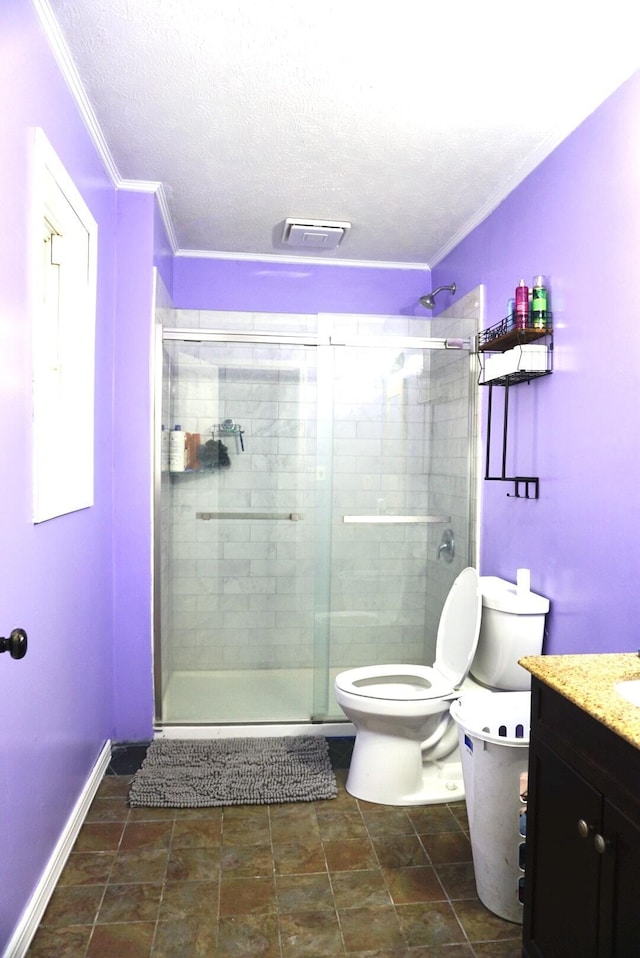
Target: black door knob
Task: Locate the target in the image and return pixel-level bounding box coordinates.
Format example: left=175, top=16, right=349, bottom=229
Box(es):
left=0, top=628, right=28, bottom=659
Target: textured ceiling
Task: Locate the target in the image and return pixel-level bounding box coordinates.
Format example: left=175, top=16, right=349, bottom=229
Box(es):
left=44, top=0, right=640, bottom=266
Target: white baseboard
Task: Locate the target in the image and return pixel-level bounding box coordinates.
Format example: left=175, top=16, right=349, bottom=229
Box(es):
left=3, top=740, right=112, bottom=958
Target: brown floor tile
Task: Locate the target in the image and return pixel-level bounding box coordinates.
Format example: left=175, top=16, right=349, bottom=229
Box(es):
left=372, top=834, right=429, bottom=869
left=85, top=797, right=130, bottom=823
left=279, top=909, right=344, bottom=957
left=222, top=808, right=271, bottom=844
left=166, top=845, right=222, bottom=881
left=41, top=884, right=104, bottom=927
left=419, top=831, right=472, bottom=865
left=110, top=848, right=169, bottom=883
left=219, top=841, right=273, bottom=877
left=406, top=804, right=463, bottom=834
left=26, top=924, right=92, bottom=957
left=359, top=806, right=416, bottom=839
left=452, top=898, right=522, bottom=943
left=172, top=804, right=224, bottom=820
left=434, top=862, right=478, bottom=900
left=152, top=916, right=218, bottom=957
left=396, top=901, right=467, bottom=948
left=158, top=879, right=219, bottom=921
left=217, top=913, right=281, bottom=957
left=74, top=822, right=125, bottom=853
left=324, top=837, right=378, bottom=872
left=86, top=920, right=155, bottom=957
left=171, top=817, right=222, bottom=847
left=270, top=808, right=321, bottom=843
left=95, top=777, right=132, bottom=799
left=97, top=881, right=163, bottom=923
left=58, top=851, right=115, bottom=886
left=276, top=872, right=335, bottom=911
left=383, top=865, right=446, bottom=905
left=317, top=809, right=369, bottom=843
left=272, top=839, right=327, bottom=875
left=219, top=875, right=276, bottom=916
left=330, top=868, right=391, bottom=909
left=403, top=946, right=474, bottom=957
left=120, top=821, right=173, bottom=851
left=128, top=805, right=176, bottom=822
left=339, top=904, right=405, bottom=952
left=473, top=938, right=523, bottom=957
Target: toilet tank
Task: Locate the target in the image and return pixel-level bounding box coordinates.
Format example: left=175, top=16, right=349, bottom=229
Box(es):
left=470, top=575, right=550, bottom=691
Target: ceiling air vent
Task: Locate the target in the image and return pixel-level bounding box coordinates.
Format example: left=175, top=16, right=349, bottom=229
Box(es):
left=282, top=218, right=351, bottom=250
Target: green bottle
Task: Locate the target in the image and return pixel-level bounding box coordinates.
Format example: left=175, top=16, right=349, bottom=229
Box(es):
left=531, top=275, right=548, bottom=329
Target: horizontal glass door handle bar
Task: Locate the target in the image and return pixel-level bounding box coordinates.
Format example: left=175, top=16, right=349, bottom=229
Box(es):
left=342, top=515, right=451, bottom=524
left=196, top=511, right=304, bottom=521
left=163, top=329, right=470, bottom=350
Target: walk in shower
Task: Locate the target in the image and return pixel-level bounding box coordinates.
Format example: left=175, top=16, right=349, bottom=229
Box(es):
left=154, top=301, right=480, bottom=732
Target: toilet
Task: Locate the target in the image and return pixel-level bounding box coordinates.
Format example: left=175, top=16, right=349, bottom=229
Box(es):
left=334, top=567, right=549, bottom=806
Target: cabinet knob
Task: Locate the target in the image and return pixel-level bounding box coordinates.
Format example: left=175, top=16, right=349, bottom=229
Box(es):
left=593, top=833, right=611, bottom=855
left=577, top=818, right=593, bottom=839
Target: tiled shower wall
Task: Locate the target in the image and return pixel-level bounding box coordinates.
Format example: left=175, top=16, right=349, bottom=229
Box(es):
left=160, top=302, right=479, bottom=677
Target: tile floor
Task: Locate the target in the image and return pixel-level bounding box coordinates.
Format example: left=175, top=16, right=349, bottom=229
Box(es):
left=26, top=741, right=523, bottom=957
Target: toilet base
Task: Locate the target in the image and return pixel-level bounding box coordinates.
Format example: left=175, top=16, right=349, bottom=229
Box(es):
left=344, top=733, right=466, bottom=806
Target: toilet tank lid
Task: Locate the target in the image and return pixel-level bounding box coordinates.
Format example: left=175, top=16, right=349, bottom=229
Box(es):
left=479, top=576, right=549, bottom=614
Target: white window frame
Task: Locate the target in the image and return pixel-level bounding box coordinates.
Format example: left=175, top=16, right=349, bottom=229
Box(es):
left=31, top=128, right=98, bottom=523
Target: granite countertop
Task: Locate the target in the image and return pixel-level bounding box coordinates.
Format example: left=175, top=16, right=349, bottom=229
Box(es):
left=520, top=652, right=640, bottom=751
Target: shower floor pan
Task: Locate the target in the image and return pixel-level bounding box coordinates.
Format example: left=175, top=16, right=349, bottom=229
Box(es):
left=158, top=667, right=351, bottom=736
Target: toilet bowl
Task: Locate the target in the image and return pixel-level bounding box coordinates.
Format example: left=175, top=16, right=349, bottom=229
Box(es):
left=334, top=568, right=549, bottom=806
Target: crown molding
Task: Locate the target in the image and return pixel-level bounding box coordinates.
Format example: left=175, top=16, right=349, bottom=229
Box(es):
left=33, top=0, right=121, bottom=185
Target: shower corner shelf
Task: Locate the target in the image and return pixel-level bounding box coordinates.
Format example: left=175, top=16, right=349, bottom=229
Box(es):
left=478, top=317, right=554, bottom=500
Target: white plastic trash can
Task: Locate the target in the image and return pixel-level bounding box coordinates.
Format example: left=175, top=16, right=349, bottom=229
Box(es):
left=450, top=691, right=531, bottom=924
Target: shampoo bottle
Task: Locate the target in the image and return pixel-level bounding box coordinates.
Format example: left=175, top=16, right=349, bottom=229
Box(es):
left=531, top=275, right=548, bottom=329
left=515, top=279, right=529, bottom=329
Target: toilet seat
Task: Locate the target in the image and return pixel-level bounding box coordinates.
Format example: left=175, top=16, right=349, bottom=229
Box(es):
left=334, top=663, right=455, bottom=701
left=334, top=567, right=482, bottom=702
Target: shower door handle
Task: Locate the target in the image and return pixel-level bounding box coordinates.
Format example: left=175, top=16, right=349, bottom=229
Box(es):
left=197, top=511, right=304, bottom=521
left=342, top=515, right=451, bottom=524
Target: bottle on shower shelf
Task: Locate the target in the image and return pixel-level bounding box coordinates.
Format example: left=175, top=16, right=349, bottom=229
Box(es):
left=515, top=279, right=529, bottom=330
left=531, top=275, right=549, bottom=329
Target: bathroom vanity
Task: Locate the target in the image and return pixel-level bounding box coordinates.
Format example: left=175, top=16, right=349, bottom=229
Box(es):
left=520, top=654, right=640, bottom=958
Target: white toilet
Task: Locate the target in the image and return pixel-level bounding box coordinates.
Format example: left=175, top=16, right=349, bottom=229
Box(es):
left=334, top=568, right=549, bottom=806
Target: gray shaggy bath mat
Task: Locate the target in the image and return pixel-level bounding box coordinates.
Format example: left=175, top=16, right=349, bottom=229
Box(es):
left=128, top=736, right=337, bottom=808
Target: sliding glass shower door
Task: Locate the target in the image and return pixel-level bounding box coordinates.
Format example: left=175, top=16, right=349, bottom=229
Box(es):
left=155, top=324, right=476, bottom=726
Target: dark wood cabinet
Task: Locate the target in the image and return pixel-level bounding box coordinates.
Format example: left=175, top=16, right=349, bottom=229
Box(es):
left=523, top=679, right=640, bottom=958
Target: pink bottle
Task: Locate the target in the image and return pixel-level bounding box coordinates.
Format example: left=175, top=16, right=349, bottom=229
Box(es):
left=515, top=279, right=529, bottom=329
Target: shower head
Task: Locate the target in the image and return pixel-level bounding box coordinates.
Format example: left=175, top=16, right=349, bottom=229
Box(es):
left=419, top=283, right=457, bottom=311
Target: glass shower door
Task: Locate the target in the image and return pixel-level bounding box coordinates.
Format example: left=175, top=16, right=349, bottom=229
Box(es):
left=318, top=339, right=475, bottom=720
left=159, top=336, right=327, bottom=724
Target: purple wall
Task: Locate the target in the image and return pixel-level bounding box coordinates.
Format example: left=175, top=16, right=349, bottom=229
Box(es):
left=112, top=191, right=157, bottom=743
left=174, top=256, right=429, bottom=314
left=0, top=1, right=165, bottom=947
left=436, top=70, right=640, bottom=655
left=0, top=0, right=116, bottom=944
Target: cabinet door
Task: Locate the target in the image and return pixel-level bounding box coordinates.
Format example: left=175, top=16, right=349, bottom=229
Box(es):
left=524, top=739, right=602, bottom=958
left=598, top=800, right=640, bottom=958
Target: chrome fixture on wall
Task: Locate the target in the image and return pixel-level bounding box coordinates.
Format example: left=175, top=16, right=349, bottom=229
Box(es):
left=419, top=283, right=456, bottom=310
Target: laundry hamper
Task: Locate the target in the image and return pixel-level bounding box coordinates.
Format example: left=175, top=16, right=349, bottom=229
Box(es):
left=450, top=691, right=531, bottom=924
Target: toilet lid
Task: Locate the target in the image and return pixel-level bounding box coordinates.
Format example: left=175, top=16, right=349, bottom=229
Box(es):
left=434, top=567, right=482, bottom=688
